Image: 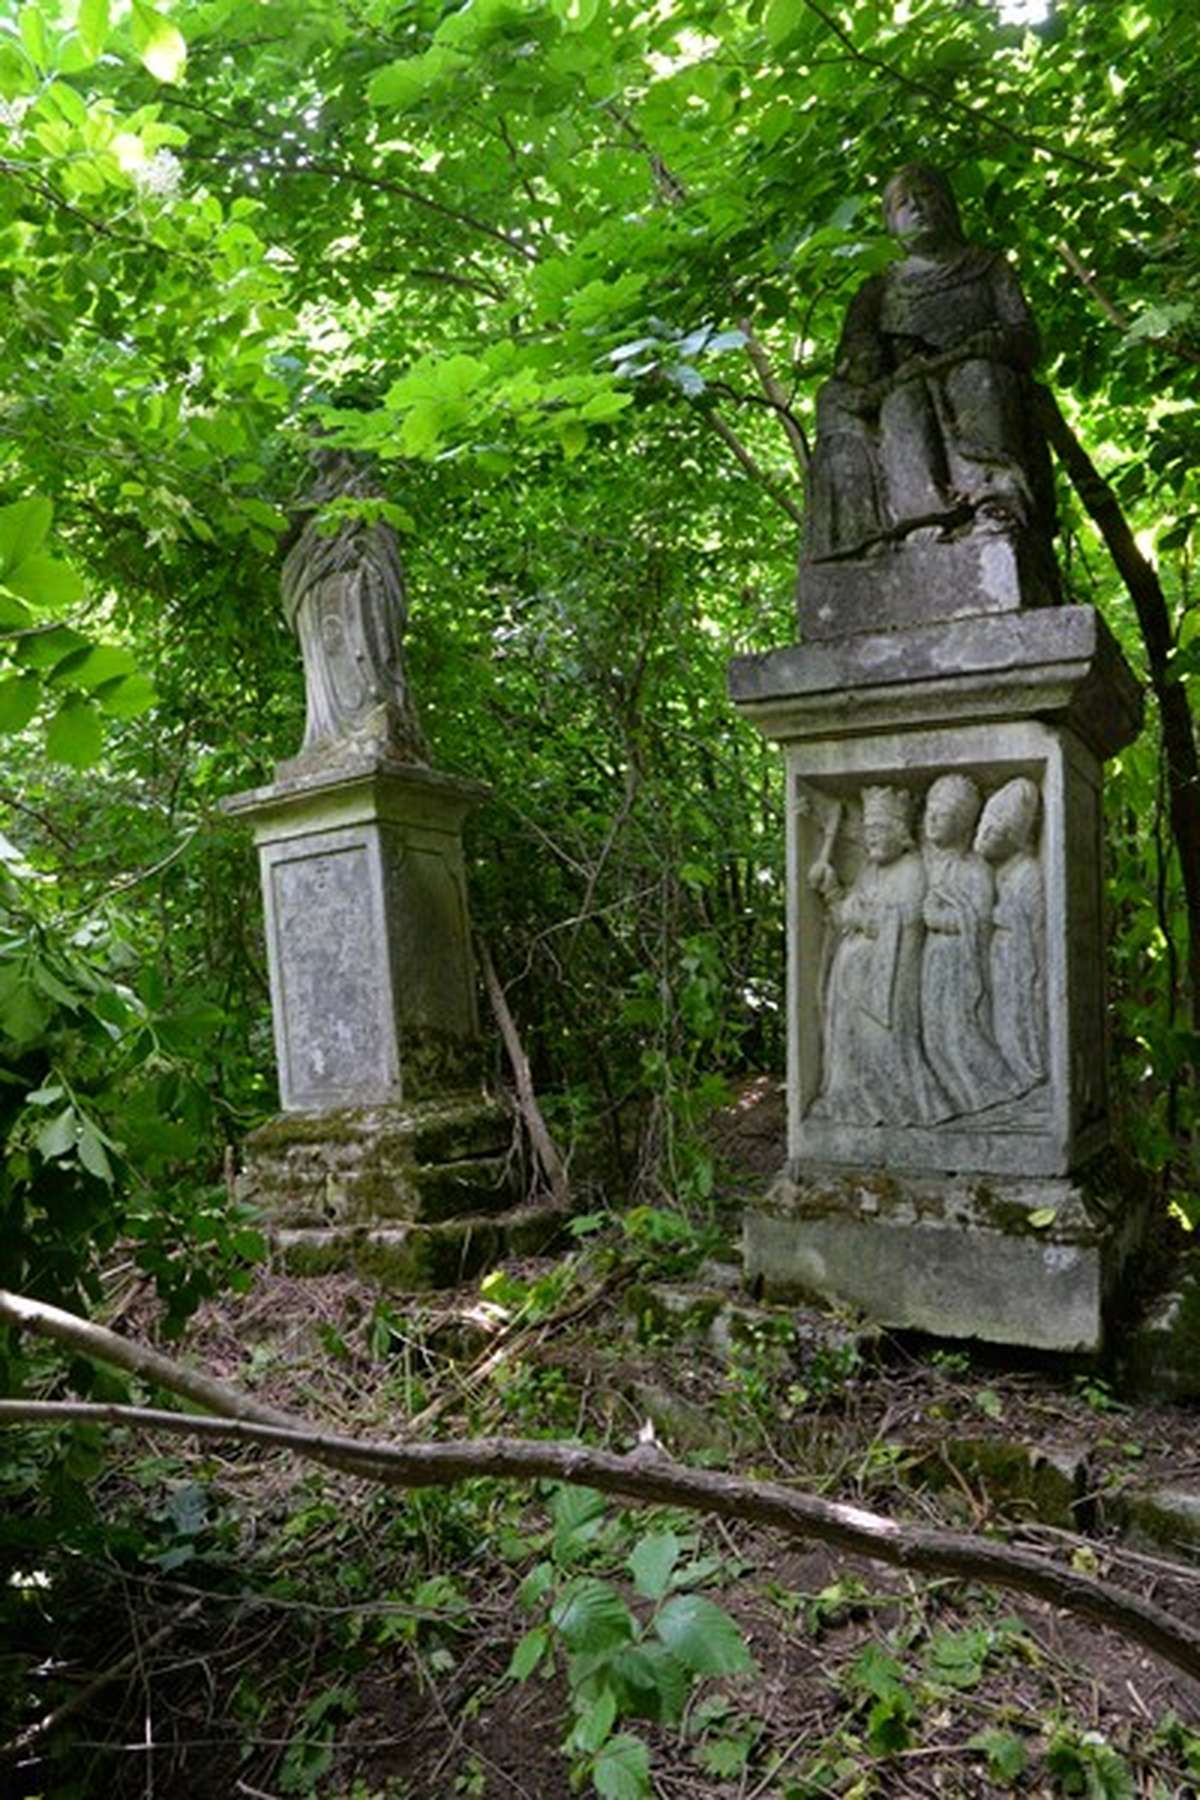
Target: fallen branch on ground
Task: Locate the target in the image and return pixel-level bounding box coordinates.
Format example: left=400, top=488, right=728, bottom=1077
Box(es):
left=2, top=1285, right=1200, bottom=1695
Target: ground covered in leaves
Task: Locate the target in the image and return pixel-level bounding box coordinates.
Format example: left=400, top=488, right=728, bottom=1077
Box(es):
left=5, top=1178, right=1200, bottom=1800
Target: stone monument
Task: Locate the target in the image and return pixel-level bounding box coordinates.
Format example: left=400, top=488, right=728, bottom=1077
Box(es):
left=224, top=456, right=549, bottom=1285
left=728, top=165, right=1144, bottom=1351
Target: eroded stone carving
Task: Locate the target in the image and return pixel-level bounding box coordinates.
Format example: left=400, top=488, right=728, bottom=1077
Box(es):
left=921, top=774, right=1020, bottom=1113
left=804, top=163, right=1056, bottom=575
left=977, top=776, right=1047, bottom=1089
left=281, top=453, right=427, bottom=764
left=806, top=772, right=1047, bottom=1126
left=808, top=786, right=951, bottom=1125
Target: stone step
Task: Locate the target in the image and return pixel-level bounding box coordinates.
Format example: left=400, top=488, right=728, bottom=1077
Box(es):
left=270, top=1201, right=569, bottom=1289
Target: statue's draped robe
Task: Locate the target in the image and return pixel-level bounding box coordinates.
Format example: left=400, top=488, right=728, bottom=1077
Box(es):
left=812, top=850, right=951, bottom=1125
left=281, top=463, right=426, bottom=763
left=990, top=852, right=1047, bottom=1089
left=920, top=847, right=1021, bottom=1113
left=805, top=245, right=1056, bottom=561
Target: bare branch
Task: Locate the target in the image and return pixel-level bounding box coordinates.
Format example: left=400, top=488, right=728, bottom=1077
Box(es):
left=2, top=1394, right=1200, bottom=1690
left=702, top=408, right=805, bottom=528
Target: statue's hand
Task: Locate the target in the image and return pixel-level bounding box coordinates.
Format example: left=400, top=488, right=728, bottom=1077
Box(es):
left=808, top=858, right=839, bottom=901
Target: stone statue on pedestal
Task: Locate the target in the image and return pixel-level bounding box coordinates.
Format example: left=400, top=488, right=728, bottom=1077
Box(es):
left=798, top=163, right=1060, bottom=635
left=281, top=453, right=428, bottom=765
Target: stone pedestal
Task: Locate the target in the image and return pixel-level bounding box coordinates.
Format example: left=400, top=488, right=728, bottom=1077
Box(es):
left=224, top=753, right=489, bottom=1113
left=224, top=753, right=545, bottom=1284
left=729, top=605, right=1144, bottom=1350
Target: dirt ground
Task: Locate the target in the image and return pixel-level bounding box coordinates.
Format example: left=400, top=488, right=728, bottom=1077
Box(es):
left=5, top=1079, right=1200, bottom=1797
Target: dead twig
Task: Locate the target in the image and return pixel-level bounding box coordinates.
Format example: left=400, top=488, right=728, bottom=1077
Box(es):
left=476, top=937, right=570, bottom=1211
left=2, top=1599, right=203, bottom=1760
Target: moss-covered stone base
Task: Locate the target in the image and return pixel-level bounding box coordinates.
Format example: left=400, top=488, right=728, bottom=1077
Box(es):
left=743, top=1159, right=1147, bottom=1352
left=240, top=1094, right=560, bottom=1286
left=272, top=1203, right=568, bottom=1288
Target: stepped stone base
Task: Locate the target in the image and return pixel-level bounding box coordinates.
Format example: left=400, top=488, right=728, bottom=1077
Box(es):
left=743, top=1161, right=1147, bottom=1353
left=240, top=1094, right=563, bottom=1288
left=272, top=1203, right=568, bottom=1288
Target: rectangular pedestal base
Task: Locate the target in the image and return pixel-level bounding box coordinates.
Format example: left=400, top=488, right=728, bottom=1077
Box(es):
left=743, top=1162, right=1144, bottom=1352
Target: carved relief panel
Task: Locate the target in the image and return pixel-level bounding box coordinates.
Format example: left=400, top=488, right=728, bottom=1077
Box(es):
left=800, top=773, right=1047, bottom=1131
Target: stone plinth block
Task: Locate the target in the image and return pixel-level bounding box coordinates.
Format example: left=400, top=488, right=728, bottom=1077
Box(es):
left=744, top=1164, right=1146, bottom=1352
left=729, top=609, right=1142, bottom=1182
left=224, top=755, right=489, bottom=1114
left=239, top=1094, right=563, bottom=1289
left=798, top=529, right=1057, bottom=642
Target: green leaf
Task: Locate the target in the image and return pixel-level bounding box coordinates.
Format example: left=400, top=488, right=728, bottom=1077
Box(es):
left=867, top=1689, right=914, bottom=1755
left=47, top=643, right=137, bottom=690
left=628, top=1530, right=681, bottom=1601
left=77, top=1120, right=114, bottom=1183
left=848, top=1643, right=906, bottom=1701
left=0, top=592, right=33, bottom=629
left=0, top=968, right=50, bottom=1045
left=93, top=672, right=156, bottom=718
left=46, top=694, right=104, bottom=768
left=131, top=1, right=186, bottom=82
left=968, top=1727, right=1027, bottom=1782
left=5, top=553, right=86, bottom=608
left=1028, top=1206, right=1057, bottom=1229
left=0, top=675, right=40, bottom=732
left=0, top=498, right=52, bottom=579
left=508, top=1625, right=550, bottom=1679
left=550, top=1578, right=634, bottom=1654
left=19, top=7, right=48, bottom=72
left=571, top=1686, right=617, bottom=1753
left=592, top=1733, right=651, bottom=1800
left=765, top=0, right=805, bottom=48
left=653, top=1595, right=752, bottom=1676
left=77, top=0, right=109, bottom=62
left=610, top=1643, right=688, bottom=1724
left=36, top=1105, right=78, bottom=1160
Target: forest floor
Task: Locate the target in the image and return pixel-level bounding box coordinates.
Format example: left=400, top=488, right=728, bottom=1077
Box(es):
left=6, top=1082, right=1200, bottom=1799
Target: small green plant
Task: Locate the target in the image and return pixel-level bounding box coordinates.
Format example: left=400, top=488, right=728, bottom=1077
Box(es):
left=507, top=1487, right=755, bottom=1798
left=1045, top=1725, right=1135, bottom=1797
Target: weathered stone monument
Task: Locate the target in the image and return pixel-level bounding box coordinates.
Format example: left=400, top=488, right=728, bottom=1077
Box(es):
left=225, top=456, right=544, bottom=1284
left=729, top=165, right=1143, bottom=1351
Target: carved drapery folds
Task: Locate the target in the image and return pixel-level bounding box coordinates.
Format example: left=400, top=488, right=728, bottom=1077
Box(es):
left=804, top=775, right=1046, bottom=1126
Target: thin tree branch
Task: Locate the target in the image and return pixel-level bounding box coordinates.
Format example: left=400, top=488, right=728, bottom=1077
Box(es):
left=2, top=1600, right=203, bottom=1760
left=1055, top=240, right=1200, bottom=368
left=1034, top=384, right=1200, bottom=1032
left=799, top=0, right=1106, bottom=175
left=476, top=938, right=570, bottom=1211
left=701, top=408, right=805, bottom=527
left=739, top=320, right=810, bottom=472
left=2, top=1395, right=1200, bottom=1692
left=175, top=151, right=537, bottom=264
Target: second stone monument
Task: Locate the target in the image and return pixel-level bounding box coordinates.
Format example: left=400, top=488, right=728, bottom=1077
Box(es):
left=226, top=455, right=551, bottom=1285
left=729, top=165, right=1143, bottom=1352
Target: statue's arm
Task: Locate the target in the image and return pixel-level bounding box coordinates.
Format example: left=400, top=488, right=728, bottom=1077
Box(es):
left=965, top=254, right=1039, bottom=371
left=832, top=276, right=889, bottom=388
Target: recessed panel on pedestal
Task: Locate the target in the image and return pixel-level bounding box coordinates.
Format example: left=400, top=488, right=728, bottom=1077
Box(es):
left=264, top=829, right=396, bottom=1111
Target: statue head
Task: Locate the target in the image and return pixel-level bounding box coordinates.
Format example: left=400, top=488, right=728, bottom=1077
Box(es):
left=882, top=163, right=964, bottom=252
left=861, top=785, right=914, bottom=864
left=975, top=778, right=1040, bottom=863
left=923, top=774, right=982, bottom=850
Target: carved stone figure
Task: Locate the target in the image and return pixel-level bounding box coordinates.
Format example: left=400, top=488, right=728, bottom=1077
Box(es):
left=804, top=163, right=1056, bottom=570
left=808, top=786, right=950, bottom=1124
left=976, top=777, right=1047, bottom=1088
left=281, top=453, right=427, bottom=763
left=920, top=775, right=1021, bottom=1113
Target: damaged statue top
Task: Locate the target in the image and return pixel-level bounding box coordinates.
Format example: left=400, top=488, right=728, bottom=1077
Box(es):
left=801, top=162, right=1058, bottom=622
left=281, top=451, right=428, bottom=767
